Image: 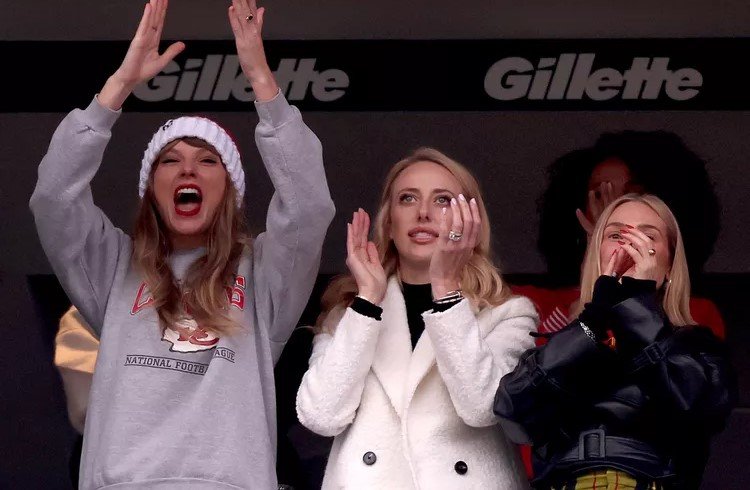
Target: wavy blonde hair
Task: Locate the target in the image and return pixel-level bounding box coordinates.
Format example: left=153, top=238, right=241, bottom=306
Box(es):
left=573, top=193, right=693, bottom=326
left=132, top=137, right=249, bottom=335
left=317, top=147, right=511, bottom=331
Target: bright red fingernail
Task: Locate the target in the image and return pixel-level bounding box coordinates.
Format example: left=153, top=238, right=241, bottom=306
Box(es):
left=620, top=229, right=629, bottom=234
left=618, top=240, right=626, bottom=245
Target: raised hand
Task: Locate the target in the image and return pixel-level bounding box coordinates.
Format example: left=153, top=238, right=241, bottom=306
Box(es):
left=602, top=245, right=635, bottom=280
left=576, top=182, right=620, bottom=236
left=618, top=227, right=663, bottom=282
left=346, top=209, right=387, bottom=305
left=100, top=0, right=185, bottom=110
left=227, top=0, right=279, bottom=102
left=429, top=194, right=481, bottom=300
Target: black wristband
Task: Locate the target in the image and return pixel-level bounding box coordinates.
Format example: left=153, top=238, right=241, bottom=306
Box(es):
left=592, top=275, right=624, bottom=307
left=351, top=296, right=383, bottom=320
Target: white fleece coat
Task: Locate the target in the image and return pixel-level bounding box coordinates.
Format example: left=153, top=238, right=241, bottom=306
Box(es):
left=296, top=277, right=538, bottom=489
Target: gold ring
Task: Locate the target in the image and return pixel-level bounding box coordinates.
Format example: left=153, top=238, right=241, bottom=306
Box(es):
left=648, top=248, right=656, bottom=256
left=245, top=13, right=254, bottom=22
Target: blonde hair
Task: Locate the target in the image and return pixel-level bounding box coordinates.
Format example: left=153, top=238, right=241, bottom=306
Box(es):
left=574, top=193, right=693, bottom=326
left=132, top=137, right=249, bottom=335
left=317, top=147, right=511, bottom=332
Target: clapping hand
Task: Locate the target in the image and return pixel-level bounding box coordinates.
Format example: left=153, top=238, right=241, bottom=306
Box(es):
left=429, top=194, right=481, bottom=299
left=346, top=209, right=387, bottom=305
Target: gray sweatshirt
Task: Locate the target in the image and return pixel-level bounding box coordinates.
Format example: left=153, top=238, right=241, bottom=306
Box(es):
left=30, top=94, right=335, bottom=489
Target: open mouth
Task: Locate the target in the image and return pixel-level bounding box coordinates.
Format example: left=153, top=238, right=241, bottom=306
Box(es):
left=408, top=227, right=439, bottom=243
left=173, top=184, right=203, bottom=217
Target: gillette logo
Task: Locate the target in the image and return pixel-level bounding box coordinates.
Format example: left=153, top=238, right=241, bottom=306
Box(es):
left=484, top=54, right=703, bottom=101
left=133, top=55, right=349, bottom=102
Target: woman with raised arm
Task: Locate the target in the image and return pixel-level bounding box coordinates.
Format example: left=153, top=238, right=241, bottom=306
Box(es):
left=495, top=194, right=736, bottom=490
left=296, top=148, right=538, bottom=489
left=30, top=0, right=334, bottom=487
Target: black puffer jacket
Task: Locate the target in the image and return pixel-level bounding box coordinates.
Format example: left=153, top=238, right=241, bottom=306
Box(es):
left=494, top=276, right=736, bottom=489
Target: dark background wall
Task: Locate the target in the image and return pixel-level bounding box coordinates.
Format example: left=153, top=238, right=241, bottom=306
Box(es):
left=2, top=0, right=750, bottom=276
left=1, top=1, right=748, bottom=488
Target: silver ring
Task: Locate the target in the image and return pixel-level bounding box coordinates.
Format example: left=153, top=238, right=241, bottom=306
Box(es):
left=648, top=248, right=656, bottom=256
left=610, top=271, right=618, bottom=277
left=448, top=230, right=463, bottom=242
left=245, top=13, right=254, bottom=22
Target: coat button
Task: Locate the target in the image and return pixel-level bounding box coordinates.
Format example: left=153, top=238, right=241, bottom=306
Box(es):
left=454, top=461, right=468, bottom=475
left=363, top=451, right=377, bottom=465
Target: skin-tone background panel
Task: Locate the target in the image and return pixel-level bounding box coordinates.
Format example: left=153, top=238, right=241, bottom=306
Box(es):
left=3, top=110, right=748, bottom=275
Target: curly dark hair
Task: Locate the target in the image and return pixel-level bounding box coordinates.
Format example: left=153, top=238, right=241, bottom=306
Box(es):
left=538, top=130, right=720, bottom=287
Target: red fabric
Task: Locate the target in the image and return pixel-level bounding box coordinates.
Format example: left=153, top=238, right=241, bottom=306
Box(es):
left=687, top=296, right=726, bottom=339
left=509, top=284, right=726, bottom=479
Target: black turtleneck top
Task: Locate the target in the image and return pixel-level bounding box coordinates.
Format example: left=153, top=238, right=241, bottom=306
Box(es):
left=400, top=282, right=433, bottom=348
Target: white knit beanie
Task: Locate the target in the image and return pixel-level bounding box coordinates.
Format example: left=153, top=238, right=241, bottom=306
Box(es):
left=139, top=116, right=245, bottom=207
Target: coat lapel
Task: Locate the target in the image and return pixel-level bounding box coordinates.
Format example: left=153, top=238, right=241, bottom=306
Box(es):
left=370, top=277, right=412, bottom=417
left=371, top=281, right=498, bottom=417
left=402, top=325, right=436, bottom=411
left=402, top=301, right=490, bottom=412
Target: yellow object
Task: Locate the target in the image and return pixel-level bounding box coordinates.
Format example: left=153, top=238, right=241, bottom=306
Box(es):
left=54, top=306, right=99, bottom=434
left=552, top=469, right=659, bottom=490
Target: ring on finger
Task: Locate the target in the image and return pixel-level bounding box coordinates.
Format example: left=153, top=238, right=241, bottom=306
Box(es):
left=448, top=230, right=463, bottom=242
left=648, top=248, right=656, bottom=256
left=245, top=13, right=254, bottom=22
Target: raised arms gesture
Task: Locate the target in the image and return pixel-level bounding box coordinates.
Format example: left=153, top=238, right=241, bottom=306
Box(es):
left=99, top=0, right=185, bottom=111
left=227, top=0, right=279, bottom=102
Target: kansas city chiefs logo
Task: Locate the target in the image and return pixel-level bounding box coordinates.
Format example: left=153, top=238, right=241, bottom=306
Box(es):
left=162, top=316, right=220, bottom=353
left=131, top=276, right=246, bottom=353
